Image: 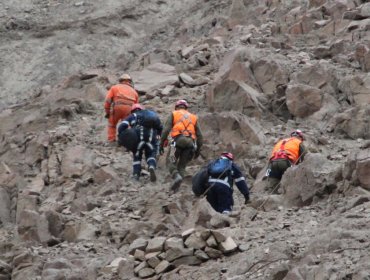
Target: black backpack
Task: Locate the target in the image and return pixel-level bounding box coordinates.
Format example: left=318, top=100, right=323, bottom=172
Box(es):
left=192, top=167, right=209, bottom=196
left=207, top=158, right=232, bottom=179
left=135, top=110, right=159, bottom=128
left=118, top=128, right=139, bottom=153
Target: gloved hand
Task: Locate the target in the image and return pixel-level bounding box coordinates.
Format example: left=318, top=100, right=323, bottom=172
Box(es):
left=159, top=146, right=165, bottom=155
left=244, top=195, right=250, bottom=205
left=194, top=149, right=201, bottom=159
left=104, top=113, right=110, bottom=119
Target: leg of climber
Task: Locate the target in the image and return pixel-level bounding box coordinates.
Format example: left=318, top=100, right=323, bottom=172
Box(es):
left=132, top=149, right=143, bottom=181
left=144, top=143, right=157, bottom=182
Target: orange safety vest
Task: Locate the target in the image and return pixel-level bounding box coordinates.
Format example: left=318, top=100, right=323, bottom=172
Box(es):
left=270, top=137, right=302, bottom=164
left=170, top=109, right=197, bottom=140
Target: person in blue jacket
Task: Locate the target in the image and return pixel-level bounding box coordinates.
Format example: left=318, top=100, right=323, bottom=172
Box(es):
left=118, top=104, right=162, bottom=182
left=205, top=152, right=250, bottom=214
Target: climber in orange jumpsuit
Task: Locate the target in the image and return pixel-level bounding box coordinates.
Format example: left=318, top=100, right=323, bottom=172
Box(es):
left=104, top=74, right=139, bottom=142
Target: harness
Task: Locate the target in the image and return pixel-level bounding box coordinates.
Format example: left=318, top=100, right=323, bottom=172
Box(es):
left=133, top=113, right=155, bottom=157
left=271, top=138, right=294, bottom=162
left=177, top=113, right=193, bottom=136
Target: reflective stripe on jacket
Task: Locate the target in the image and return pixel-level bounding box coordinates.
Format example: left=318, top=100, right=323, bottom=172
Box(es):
left=170, top=109, right=197, bottom=140
left=104, top=83, right=139, bottom=114
left=270, top=137, right=302, bottom=163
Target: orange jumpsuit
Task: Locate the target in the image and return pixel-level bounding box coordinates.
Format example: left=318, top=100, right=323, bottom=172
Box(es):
left=104, top=82, right=139, bottom=142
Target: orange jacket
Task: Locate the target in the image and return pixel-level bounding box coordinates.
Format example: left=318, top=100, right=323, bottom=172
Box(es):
left=270, top=137, right=302, bottom=163
left=104, top=83, right=139, bottom=114
left=170, top=109, right=197, bottom=139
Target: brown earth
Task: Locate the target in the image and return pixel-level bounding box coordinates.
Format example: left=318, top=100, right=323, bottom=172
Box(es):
left=1, top=0, right=370, bottom=279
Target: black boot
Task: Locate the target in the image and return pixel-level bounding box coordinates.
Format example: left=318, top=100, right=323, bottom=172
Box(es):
left=170, top=173, right=183, bottom=193
left=149, top=166, right=156, bottom=182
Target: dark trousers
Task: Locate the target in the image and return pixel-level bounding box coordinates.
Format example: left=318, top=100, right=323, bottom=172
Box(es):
left=268, top=159, right=291, bottom=179
left=133, top=141, right=157, bottom=176
left=167, top=135, right=194, bottom=177
left=206, top=183, right=233, bottom=213
left=266, top=159, right=291, bottom=193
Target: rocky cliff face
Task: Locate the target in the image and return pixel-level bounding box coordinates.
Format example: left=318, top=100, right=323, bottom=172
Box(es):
left=1, top=0, right=370, bottom=279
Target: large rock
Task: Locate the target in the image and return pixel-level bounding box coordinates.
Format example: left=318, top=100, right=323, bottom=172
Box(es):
left=343, top=149, right=370, bottom=190
left=164, top=237, right=184, bottom=250
left=355, top=44, right=370, bottom=73
left=131, top=63, right=179, bottom=94
left=228, top=0, right=248, bottom=29
left=286, top=84, right=323, bottom=118
left=304, top=92, right=340, bottom=130
left=23, top=133, right=50, bottom=166
left=165, top=247, right=193, bottom=262
left=145, top=237, right=166, bottom=253
left=329, top=105, right=370, bottom=139
left=0, top=188, right=11, bottom=225
left=60, top=146, right=94, bottom=178
left=208, top=79, right=265, bottom=118
left=17, top=210, right=53, bottom=244
left=184, top=232, right=206, bottom=250
left=252, top=58, right=289, bottom=96
left=117, top=257, right=135, bottom=280
left=15, top=193, right=39, bottom=222
left=207, top=48, right=264, bottom=103
left=200, top=112, right=266, bottom=154
left=282, top=153, right=342, bottom=207
left=291, top=62, right=336, bottom=95
left=182, top=197, right=230, bottom=230
left=62, top=221, right=97, bottom=242
left=338, top=73, right=370, bottom=105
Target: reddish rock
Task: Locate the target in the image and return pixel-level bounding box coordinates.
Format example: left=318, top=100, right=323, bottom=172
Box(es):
left=286, top=84, right=323, bottom=118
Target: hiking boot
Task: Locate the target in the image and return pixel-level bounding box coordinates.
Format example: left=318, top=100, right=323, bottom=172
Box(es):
left=104, top=141, right=117, bottom=147
left=132, top=173, right=140, bottom=182
left=222, top=210, right=231, bottom=215
left=170, top=173, right=183, bottom=193
left=149, top=166, right=156, bottom=182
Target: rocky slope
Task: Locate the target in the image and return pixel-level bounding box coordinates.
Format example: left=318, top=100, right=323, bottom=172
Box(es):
left=0, top=0, right=370, bottom=279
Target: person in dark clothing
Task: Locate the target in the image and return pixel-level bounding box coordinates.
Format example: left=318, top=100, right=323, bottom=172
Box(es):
left=118, top=104, right=163, bottom=182
left=265, top=129, right=307, bottom=193
left=204, top=152, right=250, bottom=214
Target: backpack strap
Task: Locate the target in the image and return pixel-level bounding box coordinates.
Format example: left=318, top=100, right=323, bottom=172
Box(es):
left=271, top=139, right=293, bottom=161
left=135, top=126, right=154, bottom=157
left=173, top=112, right=194, bottom=137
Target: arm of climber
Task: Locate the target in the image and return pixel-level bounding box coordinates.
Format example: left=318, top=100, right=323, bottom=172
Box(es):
left=232, top=163, right=250, bottom=198
left=159, top=114, right=173, bottom=147
left=118, top=114, right=135, bottom=134
left=104, top=88, right=114, bottom=115
left=155, top=117, right=163, bottom=136
left=194, top=121, right=203, bottom=150
left=298, top=143, right=307, bottom=163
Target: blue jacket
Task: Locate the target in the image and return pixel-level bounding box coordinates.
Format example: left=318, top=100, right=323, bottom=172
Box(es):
left=118, top=110, right=163, bottom=141
left=208, top=159, right=250, bottom=198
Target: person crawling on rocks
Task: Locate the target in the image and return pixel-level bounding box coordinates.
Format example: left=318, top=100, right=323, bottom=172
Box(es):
left=118, top=104, right=162, bottom=182
left=192, top=152, right=250, bottom=215
left=159, top=99, right=203, bottom=193
left=265, top=129, right=307, bottom=193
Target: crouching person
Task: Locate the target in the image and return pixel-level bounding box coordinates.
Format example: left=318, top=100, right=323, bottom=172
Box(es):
left=193, top=152, right=250, bottom=214
left=265, top=129, right=306, bottom=193
left=118, top=104, right=162, bottom=182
